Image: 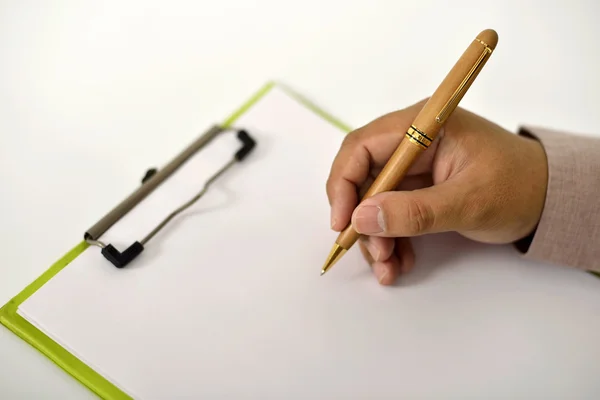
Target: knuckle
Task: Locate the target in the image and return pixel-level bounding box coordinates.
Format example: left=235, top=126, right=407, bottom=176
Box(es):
left=341, top=129, right=361, bottom=147
left=325, top=176, right=335, bottom=200
left=325, top=171, right=337, bottom=192
left=404, top=196, right=434, bottom=235
left=325, top=175, right=345, bottom=204
left=326, top=133, right=361, bottom=197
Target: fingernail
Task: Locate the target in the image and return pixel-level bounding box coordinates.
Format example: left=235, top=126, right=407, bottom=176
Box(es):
left=330, top=215, right=337, bottom=230
left=378, top=270, right=389, bottom=285
left=353, top=205, right=384, bottom=234
left=359, top=238, right=375, bottom=264
left=365, top=240, right=380, bottom=261
left=372, top=262, right=389, bottom=284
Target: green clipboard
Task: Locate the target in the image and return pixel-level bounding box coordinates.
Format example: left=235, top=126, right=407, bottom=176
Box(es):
left=0, top=81, right=351, bottom=399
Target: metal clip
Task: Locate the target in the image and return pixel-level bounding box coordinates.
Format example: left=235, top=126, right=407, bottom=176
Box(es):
left=436, top=41, right=493, bottom=124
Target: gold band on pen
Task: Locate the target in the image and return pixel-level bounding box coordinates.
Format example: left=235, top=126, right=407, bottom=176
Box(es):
left=475, top=38, right=490, bottom=47
left=405, top=125, right=433, bottom=149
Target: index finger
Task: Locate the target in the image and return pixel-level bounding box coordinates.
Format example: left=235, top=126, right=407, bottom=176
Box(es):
left=326, top=100, right=427, bottom=231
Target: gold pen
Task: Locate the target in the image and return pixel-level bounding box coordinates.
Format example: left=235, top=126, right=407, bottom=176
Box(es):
left=321, top=29, right=498, bottom=275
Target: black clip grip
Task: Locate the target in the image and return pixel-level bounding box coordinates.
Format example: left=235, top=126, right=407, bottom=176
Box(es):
left=101, top=242, right=145, bottom=268
left=235, top=130, right=256, bottom=161
left=142, top=168, right=158, bottom=184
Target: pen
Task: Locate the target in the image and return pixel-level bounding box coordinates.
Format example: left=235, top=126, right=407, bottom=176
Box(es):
left=321, top=29, right=498, bottom=275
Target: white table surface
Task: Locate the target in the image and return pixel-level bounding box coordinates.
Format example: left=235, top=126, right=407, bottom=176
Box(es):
left=1, top=1, right=599, bottom=398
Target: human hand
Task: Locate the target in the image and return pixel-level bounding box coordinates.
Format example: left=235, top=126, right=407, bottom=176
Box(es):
left=326, top=100, right=548, bottom=285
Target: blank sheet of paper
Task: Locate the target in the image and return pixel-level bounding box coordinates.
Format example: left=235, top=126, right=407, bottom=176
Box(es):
left=18, top=86, right=600, bottom=399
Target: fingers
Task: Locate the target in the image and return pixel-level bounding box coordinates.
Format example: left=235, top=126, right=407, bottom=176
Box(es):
left=351, top=180, right=469, bottom=237
left=326, top=100, right=431, bottom=232
left=359, top=236, right=395, bottom=263
left=326, top=127, right=403, bottom=231
left=359, top=237, right=416, bottom=285
left=359, top=239, right=401, bottom=285
left=395, top=237, right=415, bottom=275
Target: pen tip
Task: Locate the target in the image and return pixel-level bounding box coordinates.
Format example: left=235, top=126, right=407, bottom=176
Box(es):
left=320, top=243, right=347, bottom=276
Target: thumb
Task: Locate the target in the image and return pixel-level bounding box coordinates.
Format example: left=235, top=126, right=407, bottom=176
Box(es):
left=351, top=182, right=469, bottom=237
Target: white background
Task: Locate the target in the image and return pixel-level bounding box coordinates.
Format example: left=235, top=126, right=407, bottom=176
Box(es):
left=1, top=0, right=599, bottom=398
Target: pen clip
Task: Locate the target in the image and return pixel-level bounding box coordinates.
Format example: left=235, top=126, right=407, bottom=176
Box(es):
left=436, top=41, right=493, bottom=124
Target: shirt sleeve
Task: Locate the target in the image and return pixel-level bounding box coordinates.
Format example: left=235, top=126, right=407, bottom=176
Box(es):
left=515, top=126, right=600, bottom=273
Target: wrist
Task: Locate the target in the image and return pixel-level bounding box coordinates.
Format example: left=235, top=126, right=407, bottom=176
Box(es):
left=527, top=137, right=549, bottom=229
left=513, top=131, right=548, bottom=252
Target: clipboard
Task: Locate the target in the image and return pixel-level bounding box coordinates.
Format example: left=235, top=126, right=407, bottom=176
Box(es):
left=4, top=81, right=600, bottom=400
left=0, top=81, right=350, bottom=399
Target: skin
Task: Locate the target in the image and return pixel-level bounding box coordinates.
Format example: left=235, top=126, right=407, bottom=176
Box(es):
left=326, top=99, right=549, bottom=285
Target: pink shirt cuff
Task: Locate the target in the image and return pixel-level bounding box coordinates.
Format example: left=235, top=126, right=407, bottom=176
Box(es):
left=516, top=126, right=600, bottom=273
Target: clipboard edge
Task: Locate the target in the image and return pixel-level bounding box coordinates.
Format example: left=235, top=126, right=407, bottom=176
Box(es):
left=274, top=81, right=352, bottom=133
left=0, top=241, right=131, bottom=400
left=0, top=80, right=352, bottom=399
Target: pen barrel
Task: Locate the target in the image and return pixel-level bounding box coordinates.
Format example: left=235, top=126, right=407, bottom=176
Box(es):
left=413, top=35, right=494, bottom=137
left=333, top=29, right=497, bottom=254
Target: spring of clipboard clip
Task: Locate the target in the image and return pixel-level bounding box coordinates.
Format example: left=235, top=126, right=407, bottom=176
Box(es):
left=85, top=127, right=256, bottom=268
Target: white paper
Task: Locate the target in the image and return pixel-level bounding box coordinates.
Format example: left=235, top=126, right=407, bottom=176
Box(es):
left=19, top=86, right=600, bottom=399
